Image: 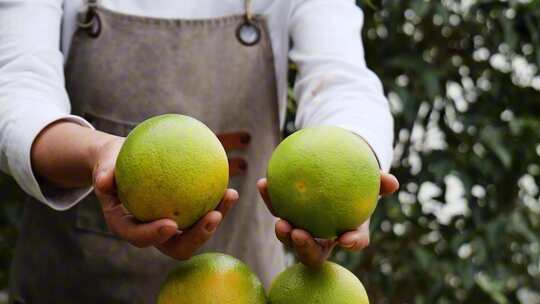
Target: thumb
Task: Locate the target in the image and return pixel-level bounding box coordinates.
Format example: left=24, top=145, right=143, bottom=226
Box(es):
left=92, top=137, right=123, bottom=194
left=380, top=173, right=399, bottom=196
left=257, top=178, right=275, bottom=215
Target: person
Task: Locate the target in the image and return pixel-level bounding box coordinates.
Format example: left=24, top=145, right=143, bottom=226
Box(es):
left=0, top=0, right=399, bottom=303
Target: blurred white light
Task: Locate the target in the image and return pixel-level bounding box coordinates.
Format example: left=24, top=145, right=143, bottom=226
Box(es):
left=505, top=8, right=516, bottom=19
left=532, top=76, right=540, bottom=91
left=381, top=220, right=392, bottom=232
left=449, top=14, right=461, bottom=26
left=420, top=231, right=441, bottom=245
left=490, top=53, right=511, bottom=73
left=376, top=25, right=388, bottom=39
left=472, top=185, right=486, bottom=198
left=473, top=47, right=490, bottom=61
left=438, top=175, right=470, bottom=225
left=393, top=223, right=406, bottom=236
left=519, top=174, right=539, bottom=196
left=388, top=91, right=403, bottom=114
left=458, top=243, right=472, bottom=259
left=380, top=261, right=392, bottom=275
left=517, top=288, right=540, bottom=304
left=500, top=109, right=514, bottom=122
left=433, top=14, right=444, bottom=26
left=396, top=74, right=410, bottom=87
left=522, top=44, right=534, bottom=55
left=403, top=22, right=415, bottom=36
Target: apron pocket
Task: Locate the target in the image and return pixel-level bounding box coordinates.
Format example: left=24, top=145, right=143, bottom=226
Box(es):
left=75, top=112, right=137, bottom=236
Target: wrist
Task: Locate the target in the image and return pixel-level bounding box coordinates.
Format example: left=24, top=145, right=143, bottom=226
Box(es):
left=32, top=120, right=110, bottom=187
left=87, top=131, right=123, bottom=176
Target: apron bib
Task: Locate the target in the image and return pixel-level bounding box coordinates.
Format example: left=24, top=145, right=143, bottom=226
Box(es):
left=9, top=1, right=285, bottom=303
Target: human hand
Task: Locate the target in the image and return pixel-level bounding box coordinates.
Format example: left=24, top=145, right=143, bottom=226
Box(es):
left=257, top=172, right=399, bottom=268
left=92, top=137, right=239, bottom=260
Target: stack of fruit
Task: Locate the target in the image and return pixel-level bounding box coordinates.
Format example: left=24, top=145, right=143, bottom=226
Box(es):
left=116, top=115, right=380, bottom=303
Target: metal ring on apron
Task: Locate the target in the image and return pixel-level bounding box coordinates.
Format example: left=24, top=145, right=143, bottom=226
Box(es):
left=236, top=20, right=261, bottom=47
left=78, top=7, right=101, bottom=38
left=236, top=0, right=261, bottom=46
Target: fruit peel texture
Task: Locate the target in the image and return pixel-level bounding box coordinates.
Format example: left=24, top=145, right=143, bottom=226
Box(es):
left=267, top=126, right=380, bottom=239
left=268, top=262, right=369, bottom=304
left=157, top=253, right=267, bottom=304
left=115, top=114, right=229, bottom=229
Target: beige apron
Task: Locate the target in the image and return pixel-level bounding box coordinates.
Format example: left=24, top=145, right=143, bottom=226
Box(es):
left=9, top=1, right=285, bottom=303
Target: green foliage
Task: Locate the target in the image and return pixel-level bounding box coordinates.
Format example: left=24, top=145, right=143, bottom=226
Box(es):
left=330, top=0, right=540, bottom=303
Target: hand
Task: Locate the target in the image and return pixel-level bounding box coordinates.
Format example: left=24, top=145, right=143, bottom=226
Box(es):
left=92, top=137, right=239, bottom=260
left=257, top=172, right=399, bottom=268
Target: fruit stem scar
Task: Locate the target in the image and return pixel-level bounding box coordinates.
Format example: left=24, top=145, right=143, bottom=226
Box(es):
left=295, top=181, right=307, bottom=193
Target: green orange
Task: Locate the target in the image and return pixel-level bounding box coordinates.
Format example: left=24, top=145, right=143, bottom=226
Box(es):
left=157, top=253, right=267, bottom=304
left=115, top=114, right=228, bottom=229
left=268, top=262, right=369, bottom=304
left=267, top=126, right=380, bottom=239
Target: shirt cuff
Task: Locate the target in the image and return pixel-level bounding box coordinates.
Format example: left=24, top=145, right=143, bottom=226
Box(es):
left=9, top=111, right=94, bottom=211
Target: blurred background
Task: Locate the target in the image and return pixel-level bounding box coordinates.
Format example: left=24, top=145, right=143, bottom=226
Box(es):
left=1, top=0, right=540, bottom=303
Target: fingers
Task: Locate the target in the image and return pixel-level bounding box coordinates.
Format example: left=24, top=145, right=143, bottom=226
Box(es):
left=257, top=178, right=275, bottom=215
left=123, top=218, right=179, bottom=248
left=216, top=189, right=239, bottom=217
left=98, top=177, right=235, bottom=255
left=144, top=189, right=234, bottom=259
left=105, top=206, right=179, bottom=248
left=94, top=170, right=120, bottom=211
left=95, top=170, right=180, bottom=247
left=157, top=211, right=223, bottom=260
left=338, top=221, right=370, bottom=251
left=92, top=144, right=118, bottom=193
left=275, top=219, right=293, bottom=248
left=291, top=229, right=336, bottom=268
left=380, top=172, right=400, bottom=196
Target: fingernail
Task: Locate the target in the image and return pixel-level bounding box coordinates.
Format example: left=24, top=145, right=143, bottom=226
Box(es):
left=293, top=235, right=306, bottom=246
left=205, top=221, right=218, bottom=233
left=159, top=226, right=175, bottom=237
left=342, top=241, right=356, bottom=249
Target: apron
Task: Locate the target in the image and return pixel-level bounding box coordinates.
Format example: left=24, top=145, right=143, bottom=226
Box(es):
left=9, top=1, right=285, bottom=303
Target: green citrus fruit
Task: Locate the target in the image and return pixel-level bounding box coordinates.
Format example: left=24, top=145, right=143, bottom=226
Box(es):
left=268, top=262, right=369, bottom=304
left=267, top=126, right=380, bottom=239
left=115, top=114, right=228, bottom=229
left=157, top=253, right=267, bottom=304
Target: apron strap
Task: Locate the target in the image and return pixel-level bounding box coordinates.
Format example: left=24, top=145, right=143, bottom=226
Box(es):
left=245, top=0, right=253, bottom=22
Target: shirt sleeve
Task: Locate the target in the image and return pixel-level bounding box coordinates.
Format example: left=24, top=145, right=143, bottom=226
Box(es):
left=0, top=0, right=93, bottom=211
left=289, top=0, right=394, bottom=172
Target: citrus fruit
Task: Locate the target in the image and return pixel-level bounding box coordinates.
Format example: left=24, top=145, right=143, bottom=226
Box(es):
left=267, top=126, right=380, bottom=239
left=157, top=253, right=267, bottom=304
left=268, top=262, right=369, bottom=304
left=115, top=114, right=228, bottom=229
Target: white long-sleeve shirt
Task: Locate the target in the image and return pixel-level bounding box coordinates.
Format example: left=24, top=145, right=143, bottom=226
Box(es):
left=0, top=0, right=394, bottom=211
